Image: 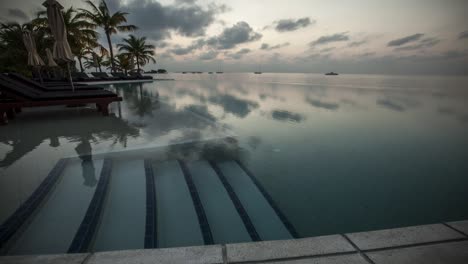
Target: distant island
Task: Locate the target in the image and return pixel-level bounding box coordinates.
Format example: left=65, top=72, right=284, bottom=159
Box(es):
left=325, top=72, right=339, bottom=76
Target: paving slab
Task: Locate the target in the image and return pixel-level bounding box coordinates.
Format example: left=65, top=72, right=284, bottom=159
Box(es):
left=226, top=235, right=355, bottom=263
left=367, top=240, right=468, bottom=264
left=346, top=224, right=464, bottom=250
left=86, top=245, right=223, bottom=264
left=258, top=253, right=368, bottom=264
left=446, top=220, right=468, bottom=236
left=0, top=253, right=88, bottom=264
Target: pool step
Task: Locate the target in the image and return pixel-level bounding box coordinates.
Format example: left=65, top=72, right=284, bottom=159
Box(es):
left=1, top=158, right=104, bottom=255
left=1, top=157, right=297, bottom=255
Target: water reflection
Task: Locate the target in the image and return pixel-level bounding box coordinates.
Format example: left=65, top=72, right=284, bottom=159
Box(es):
left=74, top=138, right=97, bottom=187
left=271, top=110, right=305, bottom=123
left=305, top=97, right=340, bottom=110
left=209, top=94, right=259, bottom=118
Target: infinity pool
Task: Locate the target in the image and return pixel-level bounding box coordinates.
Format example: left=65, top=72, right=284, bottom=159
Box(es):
left=1, top=73, right=468, bottom=255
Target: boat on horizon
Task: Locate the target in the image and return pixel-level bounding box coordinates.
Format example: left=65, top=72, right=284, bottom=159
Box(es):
left=325, top=72, right=339, bottom=76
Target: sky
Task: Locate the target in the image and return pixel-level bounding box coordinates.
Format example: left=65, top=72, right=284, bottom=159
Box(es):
left=1, top=0, right=468, bottom=74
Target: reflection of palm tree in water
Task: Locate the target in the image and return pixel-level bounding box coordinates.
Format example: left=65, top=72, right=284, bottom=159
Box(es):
left=121, top=83, right=160, bottom=117
left=74, top=136, right=97, bottom=187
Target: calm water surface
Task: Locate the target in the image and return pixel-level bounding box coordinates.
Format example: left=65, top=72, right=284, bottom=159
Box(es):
left=1, top=73, right=468, bottom=253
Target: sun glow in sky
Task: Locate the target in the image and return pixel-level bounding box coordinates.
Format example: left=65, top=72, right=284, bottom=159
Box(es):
left=1, top=0, right=467, bottom=74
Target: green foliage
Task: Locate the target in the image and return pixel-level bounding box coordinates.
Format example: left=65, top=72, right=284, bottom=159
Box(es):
left=117, top=34, right=156, bottom=71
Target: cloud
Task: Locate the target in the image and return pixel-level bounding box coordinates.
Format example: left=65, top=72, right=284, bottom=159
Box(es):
left=348, top=40, right=366, bottom=47
left=309, top=32, right=349, bottom=47
left=271, top=110, right=305, bottom=123
left=227, top=48, right=251, bottom=59
left=274, top=17, right=314, bottom=32
left=394, top=37, right=440, bottom=51
left=207, top=21, right=262, bottom=49
left=260, top=42, right=290, bottom=51
left=199, top=50, right=218, bottom=60
left=306, top=98, right=340, bottom=110
left=109, top=0, right=227, bottom=41
left=169, top=38, right=206, bottom=55
left=459, top=31, right=468, bottom=40
left=7, top=8, right=29, bottom=20
left=387, top=33, right=424, bottom=46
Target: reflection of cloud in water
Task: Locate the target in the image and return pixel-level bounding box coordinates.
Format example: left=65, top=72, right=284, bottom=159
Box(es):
left=184, top=104, right=217, bottom=121
left=248, top=136, right=262, bottom=150
left=376, top=99, right=405, bottom=112
left=209, top=94, right=259, bottom=118
left=437, top=106, right=468, bottom=124
left=271, top=110, right=305, bottom=123
left=306, top=98, right=340, bottom=110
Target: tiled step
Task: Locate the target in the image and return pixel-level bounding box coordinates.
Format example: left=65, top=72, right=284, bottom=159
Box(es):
left=6, top=158, right=103, bottom=255
left=215, top=160, right=295, bottom=241
left=152, top=161, right=204, bottom=248
left=186, top=161, right=252, bottom=244
left=91, top=160, right=147, bottom=252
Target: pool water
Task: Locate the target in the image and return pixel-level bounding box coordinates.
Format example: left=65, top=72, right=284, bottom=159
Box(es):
left=1, top=73, right=468, bottom=255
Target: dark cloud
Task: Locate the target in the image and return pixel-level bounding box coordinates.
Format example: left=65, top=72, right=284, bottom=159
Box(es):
left=387, top=33, right=424, bottom=46
left=271, top=110, right=305, bottom=123
left=376, top=99, right=405, bottom=112
left=309, top=32, right=349, bottom=47
left=260, top=42, right=290, bottom=50
left=274, top=17, right=314, bottom=32
left=306, top=98, right=340, bottom=110
left=199, top=50, right=218, bottom=60
left=348, top=40, right=366, bottom=47
left=227, top=48, right=251, bottom=59
left=394, top=37, right=440, bottom=51
left=108, top=0, right=227, bottom=41
left=7, top=8, right=29, bottom=20
left=169, top=38, right=206, bottom=55
left=207, top=21, right=262, bottom=49
left=209, top=94, right=259, bottom=118
left=459, top=31, right=468, bottom=40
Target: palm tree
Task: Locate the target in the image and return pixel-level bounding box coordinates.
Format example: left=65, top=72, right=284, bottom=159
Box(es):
left=114, top=53, right=134, bottom=75
left=117, top=34, right=155, bottom=72
left=79, top=0, right=137, bottom=71
left=36, top=7, right=99, bottom=72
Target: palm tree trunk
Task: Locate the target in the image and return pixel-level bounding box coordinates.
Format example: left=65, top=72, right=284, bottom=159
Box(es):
left=106, top=31, right=115, bottom=72
left=136, top=56, right=140, bottom=72
left=78, top=57, right=84, bottom=72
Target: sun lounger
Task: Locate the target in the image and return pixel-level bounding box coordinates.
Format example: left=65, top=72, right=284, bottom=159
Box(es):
left=91, top=72, right=119, bottom=81
left=111, top=72, right=138, bottom=80
left=6, top=73, right=104, bottom=91
left=0, top=75, right=122, bottom=124
left=129, top=72, right=153, bottom=80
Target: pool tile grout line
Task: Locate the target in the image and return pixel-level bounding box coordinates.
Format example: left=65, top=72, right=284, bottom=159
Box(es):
left=222, top=244, right=228, bottom=264
left=226, top=251, right=358, bottom=264
left=442, top=222, right=468, bottom=237
left=80, top=252, right=93, bottom=264
left=341, top=234, right=376, bottom=264
left=359, top=236, right=468, bottom=253
left=178, top=160, right=214, bottom=245
left=0, top=158, right=69, bottom=253
left=68, top=158, right=113, bottom=253
left=235, top=160, right=299, bottom=238
left=209, top=161, right=261, bottom=242
left=144, top=160, right=157, bottom=249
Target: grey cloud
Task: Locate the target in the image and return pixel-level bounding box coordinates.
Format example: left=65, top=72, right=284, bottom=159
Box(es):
left=320, top=47, right=335, bottom=53
left=394, top=37, right=440, bottom=51
left=7, top=8, right=29, bottom=20
left=271, top=110, right=305, bottom=123
left=260, top=42, right=290, bottom=50
left=459, top=31, right=468, bottom=40
left=309, top=32, right=349, bottom=47
left=306, top=98, right=340, bottom=110
left=109, top=0, right=227, bottom=41
left=348, top=40, right=366, bottom=47
left=275, top=17, right=314, bottom=32
left=227, top=48, right=251, bottom=59
left=207, top=21, right=262, bottom=49
left=387, top=33, right=424, bottom=46
left=169, top=38, right=206, bottom=55
left=199, top=50, right=218, bottom=60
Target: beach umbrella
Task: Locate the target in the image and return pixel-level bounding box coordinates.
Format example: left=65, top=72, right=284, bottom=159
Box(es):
left=22, top=30, right=45, bottom=83
left=42, top=0, right=75, bottom=91
left=46, top=48, right=58, bottom=67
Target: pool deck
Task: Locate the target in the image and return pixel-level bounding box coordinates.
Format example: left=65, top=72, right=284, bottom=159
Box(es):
left=1, top=220, right=467, bottom=263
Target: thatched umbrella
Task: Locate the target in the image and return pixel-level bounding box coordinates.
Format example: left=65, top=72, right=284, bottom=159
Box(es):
left=22, top=30, right=45, bottom=83
left=42, top=0, right=75, bottom=91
